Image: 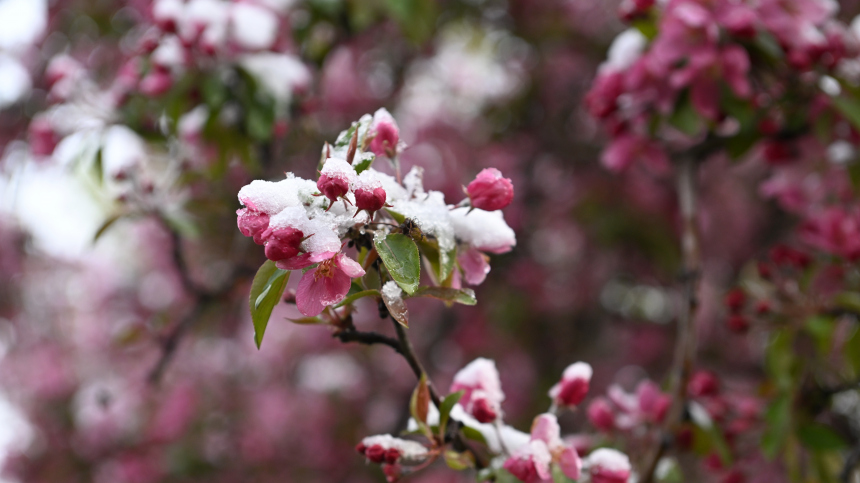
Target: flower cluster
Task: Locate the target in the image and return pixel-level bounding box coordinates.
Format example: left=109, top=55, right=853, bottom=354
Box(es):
left=586, top=0, right=859, bottom=172
left=236, top=109, right=516, bottom=317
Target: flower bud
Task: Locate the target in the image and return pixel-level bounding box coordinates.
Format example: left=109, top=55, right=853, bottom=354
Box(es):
left=318, top=158, right=356, bottom=203
left=724, top=289, right=746, bottom=314
left=467, top=168, right=514, bottom=211
left=727, top=314, right=749, bottom=333
left=549, top=362, right=593, bottom=408
left=368, top=108, right=400, bottom=158
left=236, top=208, right=270, bottom=244
left=29, top=116, right=59, bottom=158
left=586, top=448, right=632, bottom=483
left=263, top=227, right=304, bottom=261
left=688, top=370, right=720, bottom=397
left=355, top=186, right=386, bottom=214
left=587, top=397, right=615, bottom=432
left=139, top=68, right=173, bottom=97
left=471, top=396, right=499, bottom=424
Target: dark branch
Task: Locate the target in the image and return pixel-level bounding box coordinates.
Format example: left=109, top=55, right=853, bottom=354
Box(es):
left=333, top=328, right=403, bottom=354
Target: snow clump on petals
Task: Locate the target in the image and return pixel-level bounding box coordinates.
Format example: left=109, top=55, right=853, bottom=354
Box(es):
left=466, top=168, right=514, bottom=211
left=503, top=439, right=553, bottom=483
left=356, top=434, right=429, bottom=465
left=450, top=358, right=505, bottom=423
left=549, top=362, right=593, bottom=408
left=449, top=207, right=516, bottom=254
left=318, top=157, right=356, bottom=202
left=586, top=448, right=632, bottom=483
left=367, top=107, right=400, bottom=158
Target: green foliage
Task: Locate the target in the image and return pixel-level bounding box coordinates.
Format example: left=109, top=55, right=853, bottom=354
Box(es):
left=411, top=286, right=477, bottom=305
left=249, top=260, right=291, bottom=349
left=438, top=390, right=464, bottom=439
left=374, top=233, right=421, bottom=294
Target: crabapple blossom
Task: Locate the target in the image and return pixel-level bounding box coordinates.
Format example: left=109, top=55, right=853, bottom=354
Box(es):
left=450, top=358, right=505, bottom=423
left=549, top=362, right=593, bottom=408
left=295, top=252, right=365, bottom=317
left=317, top=157, right=356, bottom=203
left=354, top=171, right=387, bottom=216
left=504, top=414, right=582, bottom=482
left=356, top=434, right=429, bottom=465
left=466, top=168, right=514, bottom=211
left=585, top=448, right=632, bottom=483
left=367, top=108, right=400, bottom=158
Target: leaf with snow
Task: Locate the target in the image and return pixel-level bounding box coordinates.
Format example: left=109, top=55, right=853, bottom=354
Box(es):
left=374, top=233, right=421, bottom=295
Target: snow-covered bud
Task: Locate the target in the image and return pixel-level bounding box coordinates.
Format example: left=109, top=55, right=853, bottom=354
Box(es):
left=586, top=448, right=632, bottom=483
left=318, top=158, right=356, bottom=202
left=236, top=208, right=270, bottom=244
left=354, top=171, right=386, bottom=215
left=450, top=358, right=505, bottom=423
left=263, top=227, right=304, bottom=262
left=357, top=435, right=429, bottom=466
left=153, top=0, right=183, bottom=33
left=466, top=168, right=514, bottom=211
left=368, top=108, right=400, bottom=158
left=587, top=397, right=615, bottom=432
left=503, top=440, right=553, bottom=483
left=549, top=362, right=593, bottom=408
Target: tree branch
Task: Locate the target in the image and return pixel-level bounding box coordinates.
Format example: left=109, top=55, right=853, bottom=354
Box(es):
left=640, top=156, right=703, bottom=483
left=333, top=327, right=403, bottom=354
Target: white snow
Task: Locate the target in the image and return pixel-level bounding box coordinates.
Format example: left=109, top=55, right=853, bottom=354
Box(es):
left=586, top=448, right=631, bottom=472
left=449, top=207, right=516, bottom=254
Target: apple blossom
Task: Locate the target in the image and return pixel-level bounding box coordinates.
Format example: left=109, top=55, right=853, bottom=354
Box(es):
left=466, top=168, right=514, bottom=211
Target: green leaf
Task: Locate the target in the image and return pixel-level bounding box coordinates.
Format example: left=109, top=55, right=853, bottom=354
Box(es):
left=631, top=17, right=658, bottom=40
left=668, top=93, right=704, bottom=137
left=845, top=326, right=860, bottom=377
left=416, top=238, right=456, bottom=283
left=444, top=450, right=474, bottom=470
left=287, top=316, right=326, bottom=325
left=797, top=423, right=847, bottom=451
left=833, top=95, right=860, bottom=132
left=438, top=390, right=464, bottom=439
left=551, top=464, right=576, bottom=483
left=461, top=425, right=488, bottom=445
left=834, top=292, right=860, bottom=314
left=249, top=260, right=290, bottom=349
left=383, top=0, right=437, bottom=44
left=411, top=286, right=477, bottom=305
left=766, top=330, right=795, bottom=389
left=335, top=289, right=380, bottom=308
left=761, top=395, right=791, bottom=459
left=374, top=233, right=420, bottom=294
left=353, top=151, right=375, bottom=174
left=804, top=315, right=834, bottom=356
left=93, top=213, right=124, bottom=243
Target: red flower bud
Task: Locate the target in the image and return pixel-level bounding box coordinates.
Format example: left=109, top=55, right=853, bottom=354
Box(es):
left=587, top=397, right=615, bottom=432
left=471, top=397, right=498, bottom=424
left=755, top=300, right=770, bottom=315
left=688, top=370, right=720, bottom=397
left=724, top=289, right=746, bottom=314
left=365, top=445, right=386, bottom=464
left=316, top=173, right=350, bottom=202
left=727, top=314, right=749, bottom=333
left=384, top=448, right=401, bottom=465
left=263, top=227, right=304, bottom=261
left=368, top=108, right=400, bottom=158
left=467, top=168, right=514, bottom=211
left=355, top=186, right=386, bottom=214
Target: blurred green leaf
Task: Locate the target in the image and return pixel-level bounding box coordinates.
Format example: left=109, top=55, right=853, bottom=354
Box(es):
left=444, top=450, right=474, bottom=470
left=797, top=423, right=847, bottom=451
left=411, top=286, right=476, bottom=305
left=250, top=260, right=290, bottom=349
left=383, top=0, right=437, bottom=44
left=804, top=316, right=834, bottom=356
left=438, top=390, right=464, bottom=439
left=761, top=395, right=791, bottom=459
left=669, top=93, right=704, bottom=137
left=374, top=233, right=420, bottom=294
left=833, top=95, right=860, bottom=132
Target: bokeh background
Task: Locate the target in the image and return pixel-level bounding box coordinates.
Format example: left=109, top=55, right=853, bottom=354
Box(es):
left=3, top=0, right=860, bottom=481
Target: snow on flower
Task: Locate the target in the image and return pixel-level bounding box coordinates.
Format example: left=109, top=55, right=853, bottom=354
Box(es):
left=585, top=448, right=632, bottom=483
left=549, top=362, right=593, bottom=408
left=450, top=358, right=505, bottom=423
left=503, top=413, right=582, bottom=483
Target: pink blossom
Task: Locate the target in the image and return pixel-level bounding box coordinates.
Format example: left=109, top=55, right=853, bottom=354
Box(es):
left=294, top=252, right=365, bottom=316
left=368, top=108, right=400, bottom=158
left=587, top=397, right=616, bottom=432
left=503, top=414, right=582, bottom=483
left=467, top=168, right=514, bottom=211
left=138, top=68, right=173, bottom=97
left=549, top=362, right=593, bottom=408
left=450, top=358, right=505, bottom=423
left=458, top=248, right=490, bottom=286
left=602, top=134, right=669, bottom=172
left=586, top=448, right=631, bottom=483
left=799, top=207, right=860, bottom=259
left=356, top=434, right=429, bottom=466
left=28, top=115, right=59, bottom=158
left=236, top=208, right=270, bottom=245
left=636, top=380, right=671, bottom=424
left=688, top=370, right=720, bottom=398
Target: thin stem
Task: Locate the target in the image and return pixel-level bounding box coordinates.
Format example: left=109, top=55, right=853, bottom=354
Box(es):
left=333, top=327, right=402, bottom=354
left=639, top=156, right=702, bottom=483
left=391, top=317, right=441, bottom=407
